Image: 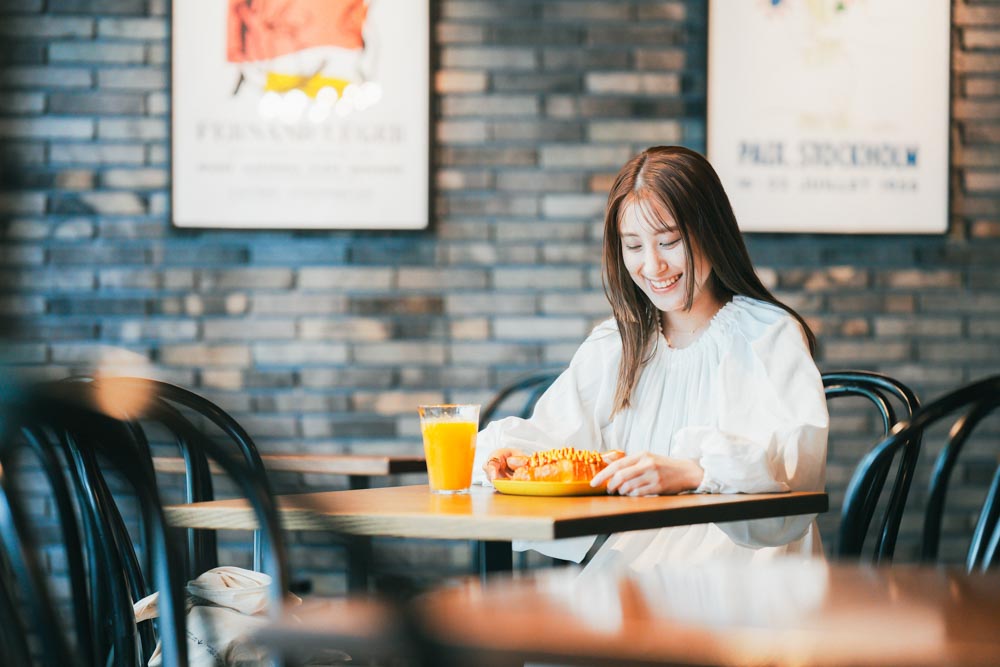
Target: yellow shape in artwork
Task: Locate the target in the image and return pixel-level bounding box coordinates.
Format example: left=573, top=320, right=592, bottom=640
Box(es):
left=264, top=71, right=351, bottom=98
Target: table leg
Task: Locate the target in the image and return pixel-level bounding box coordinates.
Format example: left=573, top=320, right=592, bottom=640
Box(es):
left=348, top=475, right=371, bottom=491
left=347, top=475, right=373, bottom=592
left=479, top=541, right=513, bottom=582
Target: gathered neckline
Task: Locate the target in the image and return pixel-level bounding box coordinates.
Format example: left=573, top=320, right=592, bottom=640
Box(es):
left=658, top=296, right=744, bottom=357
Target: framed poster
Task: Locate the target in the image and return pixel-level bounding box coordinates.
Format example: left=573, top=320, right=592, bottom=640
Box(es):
left=172, top=0, right=429, bottom=230
left=707, top=0, right=950, bottom=234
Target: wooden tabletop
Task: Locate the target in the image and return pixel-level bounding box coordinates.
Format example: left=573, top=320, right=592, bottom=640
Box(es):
left=165, top=484, right=827, bottom=541
left=153, top=454, right=426, bottom=477
left=409, top=561, right=1000, bottom=666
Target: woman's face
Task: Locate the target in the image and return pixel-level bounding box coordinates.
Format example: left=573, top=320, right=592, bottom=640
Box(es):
left=618, top=201, right=713, bottom=314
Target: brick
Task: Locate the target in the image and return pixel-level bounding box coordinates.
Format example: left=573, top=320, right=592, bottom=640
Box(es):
left=438, top=146, right=536, bottom=167
left=874, top=318, right=963, bottom=337
left=356, top=391, right=443, bottom=415
left=877, top=270, right=962, bottom=289
left=954, top=3, right=1000, bottom=25
left=101, top=168, right=167, bottom=189
left=542, top=242, right=601, bottom=264
left=353, top=342, right=446, bottom=365
left=49, top=91, right=144, bottom=115
left=0, top=245, right=43, bottom=265
left=540, top=145, right=631, bottom=168
left=918, top=342, right=999, bottom=363
left=50, top=142, right=145, bottom=165
left=102, top=320, right=198, bottom=342
left=494, top=317, right=589, bottom=340
left=97, top=67, right=166, bottom=90
left=441, top=95, right=539, bottom=117
left=253, top=342, right=349, bottom=365
left=637, top=2, right=688, bottom=20
left=954, top=51, right=1000, bottom=73
left=440, top=2, right=537, bottom=20
left=542, top=49, right=630, bottom=70
left=494, top=220, right=589, bottom=242
left=436, top=120, right=490, bottom=143
left=586, top=72, right=681, bottom=95
left=496, top=170, right=582, bottom=192
left=0, top=117, right=94, bottom=140
left=965, top=171, right=1000, bottom=192
left=434, top=70, right=488, bottom=93
left=439, top=194, right=538, bottom=217
left=50, top=0, right=146, bottom=14
left=970, top=320, right=1000, bottom=337
left=0, top=66, right=92, bottom=88
left=492, top=267, right=584, bottom=289
left=450, top=342, right=540, bottom=365
left=299, top=267, right=393, bottom=290
left=298, top=317, right=391, bottom=341
left=822, top=341, right=910, bottom=363
left=450, top=318, right=489, bottom=340
left=97, top=18, right=167, bottom=39
left=0, top=17, right=93, bottom=38
left=491, top=120, right=583, bottom=142
left=446, top=292, right=536, bottom=315
left=542, top=2, right=629, bottom=20
left=491, top=24, right=582, bottom=46
left=0, top=92, right=44, bottom=113
left=965, top=77, right=1000, bottom=97
left=440, top=47, right=536, bottom=70
left=0, top=192, right=45, bottom=215
left=541, top=194, right=605, bottom=218
left=492, top=72, right=580, bottom=93
left=922, top=293, right=1000, bottom=313
left=300, top=367, right=394, bottom=389
left=49, top=296, right=145, bottom=315
left=589, top=120, right=682, bottom=143
left=587, top=25, right=683, bottom=47
left=396, top=267, right=488, bottom=290
left=252, top=293, right=346, bottom=315
left=51, top=244, right=147, bottom=265
left=159, top=344, right=250, bottom=367
left=541, top=292, right=610, bottom=316
left=49, top=41, right=143, bottom=64
left=5, top=219, right=51, bottom=240
left=0, top=343, right=47, bottom=364
left=0, top=296, right=44, bottom=315
left=436, top=22, right=486, bottom=44
left=97, top=118, right=167, bottom=140
left=635, top=48, right=687, bottom=70
left=203, top=319, right=295, bottom=341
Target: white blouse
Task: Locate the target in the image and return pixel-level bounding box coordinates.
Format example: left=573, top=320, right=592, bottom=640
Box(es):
left=473, top=296, right=829, bottom=567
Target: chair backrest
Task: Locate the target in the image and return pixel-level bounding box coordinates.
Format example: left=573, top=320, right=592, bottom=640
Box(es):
left=822, top=371, right=921, bottom=563
left=0, top=382, right=190, bottom=667
left=900, top=375, right=1000, bottom=571
left=479, top=371, right=561, bottom=429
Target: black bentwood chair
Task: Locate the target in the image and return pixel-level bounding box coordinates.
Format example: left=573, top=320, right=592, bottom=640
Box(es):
left=0, top=381, right=190, bottom=667
left=901, top=375, right=1000, bottom=572
left=478, top=370, right=561, bottom=429
left=822, top=371, right=922, bottom=563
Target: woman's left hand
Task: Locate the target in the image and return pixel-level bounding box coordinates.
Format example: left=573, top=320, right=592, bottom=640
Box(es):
left=590, top=452, right=704, bottom=496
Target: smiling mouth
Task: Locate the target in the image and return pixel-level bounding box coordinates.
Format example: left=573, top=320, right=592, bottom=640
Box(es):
left=648, top=274, right=681, bottom=291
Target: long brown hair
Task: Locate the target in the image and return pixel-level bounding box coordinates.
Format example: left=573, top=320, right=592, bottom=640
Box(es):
left=601, top=146, right=816, bottom=416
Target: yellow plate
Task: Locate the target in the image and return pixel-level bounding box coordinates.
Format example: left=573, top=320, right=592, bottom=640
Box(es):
left=492, top=479, right=607, bottom=497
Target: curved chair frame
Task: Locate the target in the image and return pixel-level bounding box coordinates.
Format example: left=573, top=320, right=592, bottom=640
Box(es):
left=822, top=371, right=922, bottom=563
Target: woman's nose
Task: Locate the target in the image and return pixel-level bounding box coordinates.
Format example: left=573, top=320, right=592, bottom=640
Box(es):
left=643, top=245, right=666, bottom=272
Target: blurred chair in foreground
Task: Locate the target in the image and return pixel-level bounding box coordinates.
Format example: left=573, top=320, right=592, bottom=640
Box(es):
left=823, top=371, right=922, bottom=563
left=0, top=377, right=291, bottom=666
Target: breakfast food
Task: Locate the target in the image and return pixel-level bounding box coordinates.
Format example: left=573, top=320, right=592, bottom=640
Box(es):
left=511, top=447, right=624, bottom=483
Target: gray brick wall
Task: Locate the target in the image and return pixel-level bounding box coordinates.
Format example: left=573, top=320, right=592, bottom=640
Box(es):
left=1, top=0, right=999, bottom=591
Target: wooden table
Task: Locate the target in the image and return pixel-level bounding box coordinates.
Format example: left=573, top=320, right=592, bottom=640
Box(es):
left=153, top=453, right=426, bottom=490
left=253, top=562, right=1000, bottom=666
left=166, top=484, right=827, bottom=575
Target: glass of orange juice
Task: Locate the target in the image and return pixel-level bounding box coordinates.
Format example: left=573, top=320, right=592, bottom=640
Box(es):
left=418, top=404, right=479, bottom=494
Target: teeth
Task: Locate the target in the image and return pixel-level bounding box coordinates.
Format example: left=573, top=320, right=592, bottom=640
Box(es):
left=650, top=275, right=681, bottom=289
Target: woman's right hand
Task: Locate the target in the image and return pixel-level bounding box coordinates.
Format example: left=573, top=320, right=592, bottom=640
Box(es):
left=483, top=448, right=528, bottom=481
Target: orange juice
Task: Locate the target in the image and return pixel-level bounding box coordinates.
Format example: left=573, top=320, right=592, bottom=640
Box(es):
left=421, top=420, right=477, bottom=493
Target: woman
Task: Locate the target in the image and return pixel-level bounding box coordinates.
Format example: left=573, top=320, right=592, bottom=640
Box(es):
left=475, top=146, right=829, bottom=567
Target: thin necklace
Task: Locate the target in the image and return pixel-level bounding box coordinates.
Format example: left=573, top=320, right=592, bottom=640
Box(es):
left=661, top=319, right=709, bottom=349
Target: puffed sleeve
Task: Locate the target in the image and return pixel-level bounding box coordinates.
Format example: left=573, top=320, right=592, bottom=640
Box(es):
left=670, top=314, right=828, bottom=548
left=472, top=320, right=619, bottom=486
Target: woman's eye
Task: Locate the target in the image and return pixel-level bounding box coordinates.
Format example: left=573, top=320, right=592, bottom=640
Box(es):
left=625, top=244, right=642, bottom=251
left=660, top=240, right=680, bottom=248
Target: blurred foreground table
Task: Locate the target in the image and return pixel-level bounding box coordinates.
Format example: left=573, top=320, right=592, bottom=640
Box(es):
left=409, top=560, right=1000, bottom=666
left=254, top=561, right=1000, bottom=666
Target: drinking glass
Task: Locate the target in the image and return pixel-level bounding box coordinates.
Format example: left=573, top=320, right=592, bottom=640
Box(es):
left=418, top=404, right=479, bottom=494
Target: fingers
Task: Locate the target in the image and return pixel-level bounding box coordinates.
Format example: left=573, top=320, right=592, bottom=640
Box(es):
left=506, top=455, right=528, bottom=469
left=590, top=453, right=637, bottom=488
left=602, top=450, right=626, bottom=464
